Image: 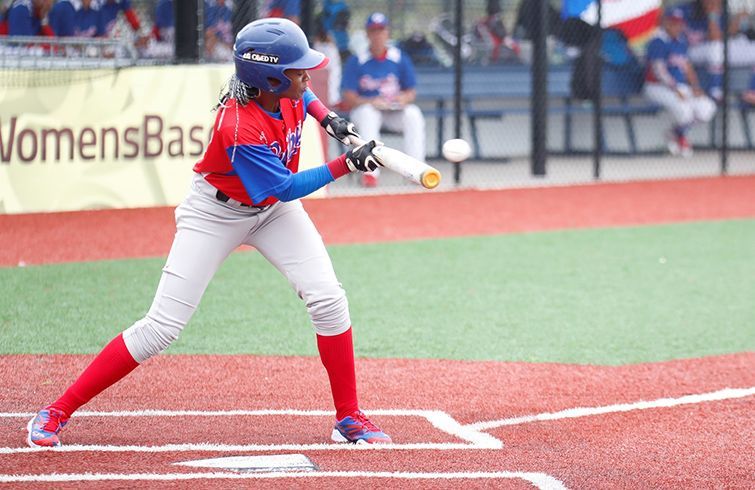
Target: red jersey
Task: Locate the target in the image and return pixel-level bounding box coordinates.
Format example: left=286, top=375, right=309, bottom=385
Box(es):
left=194, top=96, right=306, bottom=206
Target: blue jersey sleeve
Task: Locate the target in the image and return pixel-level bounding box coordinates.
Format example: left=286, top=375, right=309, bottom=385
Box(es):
left=155, top=0, right=174, bottom=28
left=227, top=144, right=293, bottom=203
left=50, top=3, right=76, bottom=36
left=226, top=143, right=334, bottom=203
left=302, top=88, right=319, bottom=117
left=340, top=56, right=361, bottom=92
left=276, top=165, right=335, bottom=201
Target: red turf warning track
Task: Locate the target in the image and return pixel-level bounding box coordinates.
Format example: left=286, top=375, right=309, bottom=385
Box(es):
left=1, top=353, right=753, bottom=488
left=1, top=175, right=754, bottom=266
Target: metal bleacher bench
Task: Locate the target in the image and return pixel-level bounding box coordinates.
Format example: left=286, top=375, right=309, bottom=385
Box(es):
left=413, top=64, right=754, bottom=159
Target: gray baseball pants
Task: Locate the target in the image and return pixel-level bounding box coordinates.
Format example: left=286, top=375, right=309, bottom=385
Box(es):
left=123, top=173, right=350, bottom=363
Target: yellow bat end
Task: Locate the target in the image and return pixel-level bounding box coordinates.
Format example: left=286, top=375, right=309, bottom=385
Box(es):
left=420, top=169, right=442, bottom=189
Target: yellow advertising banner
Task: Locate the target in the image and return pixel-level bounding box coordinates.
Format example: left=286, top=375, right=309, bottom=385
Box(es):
left=0, top=64, right=325, bottom=214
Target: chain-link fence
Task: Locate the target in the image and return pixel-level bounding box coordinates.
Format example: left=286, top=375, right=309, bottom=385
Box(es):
left=3, top=0, right=754, bottom=197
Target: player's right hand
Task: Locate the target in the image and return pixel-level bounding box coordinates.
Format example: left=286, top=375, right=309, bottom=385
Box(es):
left=345, top=140, right=383, bottom=172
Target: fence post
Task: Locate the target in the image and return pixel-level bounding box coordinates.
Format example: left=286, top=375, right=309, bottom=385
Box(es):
left=721, top=0, right=729, bottom=174
left=531, top=0, right=548, bottom=176
left=453, top=0, right=463, bottom=184
left=174, top=0, right=200, bottom=63
left=593, top=0, right=603, bottom=179
left=233, top=0, right=257, bottom=38
left=301, top=0, right=314, bottom=39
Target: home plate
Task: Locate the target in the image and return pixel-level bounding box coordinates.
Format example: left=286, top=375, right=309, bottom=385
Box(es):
left=174, top=454, right=318, bottom=473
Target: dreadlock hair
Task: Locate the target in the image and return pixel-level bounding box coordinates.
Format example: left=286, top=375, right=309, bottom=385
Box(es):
left=214, top=75, right=260, bottom=111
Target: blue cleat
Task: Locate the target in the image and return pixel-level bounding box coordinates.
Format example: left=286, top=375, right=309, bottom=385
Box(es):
left=27, top=408, right=69, bottom=448
left=331, top=410, right=391, bottom=444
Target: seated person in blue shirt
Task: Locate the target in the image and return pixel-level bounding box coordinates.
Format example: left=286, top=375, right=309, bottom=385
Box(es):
left=643, top=8, right=717, bottom=157
left=341, top=12, right=426, bottom=187
left=50, top=0, right=102, bottom=38
left=49, top=0, right=75, bottom=36
left=139, top=0, right=173, bottom=59
left=7, top=0, right=54, bottom=37
left=743, top=69, right=755, bottom=106
left=99, top=0, right=148, bottom=48
left=151, top=0, right=173, bottom=43
left=204, top=0, right=232, bottom=61
left=75, top=0, right=103, bottom=37
left=678, top=0, right=755, bottom=100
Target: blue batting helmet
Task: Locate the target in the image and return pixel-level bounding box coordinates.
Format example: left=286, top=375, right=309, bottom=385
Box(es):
left=233, top=18, right=328, bottom=94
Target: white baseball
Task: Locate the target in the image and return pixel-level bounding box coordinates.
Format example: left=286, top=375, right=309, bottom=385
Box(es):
left=442, top=138, right=472, bottom=163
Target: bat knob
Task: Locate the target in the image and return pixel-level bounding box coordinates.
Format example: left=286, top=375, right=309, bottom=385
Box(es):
left=420, top=169, right=442, bottom=189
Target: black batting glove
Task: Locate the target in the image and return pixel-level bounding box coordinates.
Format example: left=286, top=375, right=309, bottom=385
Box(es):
left=345, top=140, right=382, bottom=172
left=321, top=111, right=361, bottom=144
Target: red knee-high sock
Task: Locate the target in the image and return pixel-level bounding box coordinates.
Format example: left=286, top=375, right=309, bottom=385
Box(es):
left=49, top=333, right=139, bottom=417
left=317, top=327, right=359, bottom=420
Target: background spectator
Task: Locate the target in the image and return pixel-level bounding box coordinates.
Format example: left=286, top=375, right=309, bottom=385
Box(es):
left=320, top=0, right=351, bottom=61
left=312, top=11, right=342, bottom=106
left=514, top=0, right=562, bottom=41
left=472, top=0, right=520, bottom=65
left=99, top=0, right=148, bottom=48
left=643, top=8, right=716, bottom=157
left=261, top=0, right=300, bottom=24
left=204, top=0, right=232, bottom=62
left=7, top=0, right=53, bottom=36
left=743, top=68, right=755, bottom=105
left=151, top=0, right=173, bottom=42
left=74, top=0, right=103, bottom=38
left=0, top=0, right=9, bottom=35
left=48, top=0, right=75, bottom=36
left=341, top=12, right=426, bottom=187
left=399, top=31, right=440, bottom=66
left=679, top=0, right=755, bottom=100
left=139, top=0, right=173, bottom=59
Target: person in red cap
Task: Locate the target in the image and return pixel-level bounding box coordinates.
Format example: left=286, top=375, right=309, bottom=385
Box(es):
left=643, top=8, right=716, bottom=157
left=340, top=12, right=426, bottom=187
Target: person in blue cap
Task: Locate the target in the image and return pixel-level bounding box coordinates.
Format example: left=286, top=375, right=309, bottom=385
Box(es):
left=341, top=12, right=426, bottom=187
left=643, top=7, right=716, bottom=157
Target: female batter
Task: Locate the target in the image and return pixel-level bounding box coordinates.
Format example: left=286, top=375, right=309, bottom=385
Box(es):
left=27, top=18, right=390, bottom=447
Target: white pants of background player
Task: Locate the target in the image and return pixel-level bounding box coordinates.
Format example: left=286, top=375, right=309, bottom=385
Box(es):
left=644, top=83, right=717, bottom=129
left=350, top=103, right=426, bottom=178
left=122, top=173, right=350, bottom=362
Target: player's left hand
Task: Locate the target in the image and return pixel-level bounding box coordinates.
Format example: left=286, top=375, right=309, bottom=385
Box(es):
left=322, top=112, right=361, bottom=145
left=345, top=140, right=383, bottom=172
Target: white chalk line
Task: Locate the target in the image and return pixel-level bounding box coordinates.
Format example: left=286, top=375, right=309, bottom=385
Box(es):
left=3, top=387, right=750, bottom=487
left=0, top=471, right=567, bottom=488
left=0, top=409, right=503, bottom=454
left=0, top=442, right=483, bottom=455
left=467, top=386, right=755, bottom=431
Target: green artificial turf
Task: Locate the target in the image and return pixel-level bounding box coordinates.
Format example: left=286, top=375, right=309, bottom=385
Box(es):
left=1, top=220, right=753, bottom=365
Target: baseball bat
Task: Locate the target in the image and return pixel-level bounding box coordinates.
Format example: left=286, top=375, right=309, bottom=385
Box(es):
left=350, top=137, right=442, bottom=189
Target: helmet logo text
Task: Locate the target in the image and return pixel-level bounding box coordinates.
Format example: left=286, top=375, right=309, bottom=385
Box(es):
left=243, top=52, right=280, bottom=64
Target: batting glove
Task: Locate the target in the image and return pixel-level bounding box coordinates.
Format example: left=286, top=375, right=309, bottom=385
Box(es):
left=321, top=111, right=361, bottom=144
left=345, top=140, right=382, bottom=172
